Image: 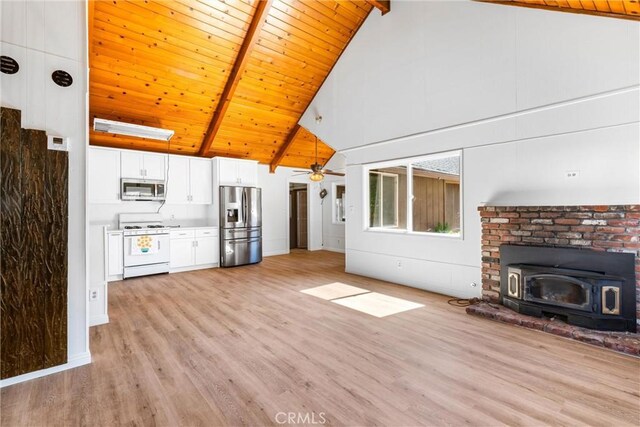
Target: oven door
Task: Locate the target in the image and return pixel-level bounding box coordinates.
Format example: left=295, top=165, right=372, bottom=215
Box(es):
left=123, top=233, right=170, bottom=267
left=523, top=274, right=593, bottom=312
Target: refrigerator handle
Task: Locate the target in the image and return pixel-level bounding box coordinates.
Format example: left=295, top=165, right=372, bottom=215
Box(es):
left=243, top=189, right=248, bottom=224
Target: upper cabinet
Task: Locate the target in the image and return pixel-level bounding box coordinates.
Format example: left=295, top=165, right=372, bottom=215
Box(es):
left=215, top=158, right=258, bottom=187
left=121, top=151, right=166, bottom=180
left=189, top=158, right=213, bottom=204
left=89, top=147, right=212, bottom=205
left=88, top=147, right=121, bottom=204
left=166, top=155, right=212, bottom=205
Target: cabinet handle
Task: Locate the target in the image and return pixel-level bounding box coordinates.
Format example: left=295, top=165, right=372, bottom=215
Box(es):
left=195, top=240, right=199, bottom=247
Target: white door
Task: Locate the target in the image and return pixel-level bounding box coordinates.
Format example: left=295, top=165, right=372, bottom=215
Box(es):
left=195, top=237, right=217, bottom=265
left=89, top=148, right=121, bottom=203
left=143, top=153, right=166, bottom=180
left=166, top=155, right=190, bottom=204
left=218, top=158, right=238, bottom=185
left=189, top=158, right=213, bottom=204
left=170, top=238, right=195, bottom=268
left=236, top=161, right=257, bottom=186
left=121, top=151, right=143, bottom=179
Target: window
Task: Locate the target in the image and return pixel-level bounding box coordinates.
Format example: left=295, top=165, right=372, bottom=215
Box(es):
left=365, top=151, right=462, bottom=236
left=369, top=166, right=406, bottom=229
left=332, top=183, right=346, bottom=224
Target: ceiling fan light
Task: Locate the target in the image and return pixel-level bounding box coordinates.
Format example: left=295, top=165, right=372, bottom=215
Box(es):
left=309, top=172, right=324, bottom=182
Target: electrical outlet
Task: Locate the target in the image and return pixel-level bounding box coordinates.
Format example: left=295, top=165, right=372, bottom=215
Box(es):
left=396, top=260, right=402, bottom=268
left=565, top=170, right=580, bottom=179
left=89, top=290, right=98, bottom=301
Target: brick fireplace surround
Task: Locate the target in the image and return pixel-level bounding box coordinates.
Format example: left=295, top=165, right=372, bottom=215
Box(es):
left=468, top=205, right=640, bottom=356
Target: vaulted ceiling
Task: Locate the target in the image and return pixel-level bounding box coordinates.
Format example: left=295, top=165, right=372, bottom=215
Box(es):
left=88, top=0, right=380, bottom=170
left=477, top=0, right=640, bottom=20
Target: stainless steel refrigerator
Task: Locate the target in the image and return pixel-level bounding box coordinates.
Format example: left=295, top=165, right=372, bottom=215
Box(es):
left=219, top=186, right=262, bottom=267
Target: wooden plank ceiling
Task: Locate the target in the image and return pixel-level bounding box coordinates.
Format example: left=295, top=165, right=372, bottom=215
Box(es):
left=89, top=0, right=377, bottom=170
left=476, top=0, right=640, bottom=20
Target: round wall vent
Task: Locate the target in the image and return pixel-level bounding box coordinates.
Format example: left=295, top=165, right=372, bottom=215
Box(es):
left=1, top=56, right=20, bottom=75
left=52, top=70, right=73, bottom=87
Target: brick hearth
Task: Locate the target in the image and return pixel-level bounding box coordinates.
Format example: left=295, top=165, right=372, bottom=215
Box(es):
left=467, top=302, right=640, bottom=356
left=478, top=205, right=640, bottom=320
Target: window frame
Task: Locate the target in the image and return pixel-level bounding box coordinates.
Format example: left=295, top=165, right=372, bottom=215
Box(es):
left=363, top=150, right=463, bottom=239
left=368, top=171, right=399, bottom=229
left=331, top=182, right=346, bottom=225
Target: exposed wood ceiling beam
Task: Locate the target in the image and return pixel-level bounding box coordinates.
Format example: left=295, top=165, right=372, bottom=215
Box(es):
left=198, top=0, right=273, bottom=157
left=270, top=124, right=302, bottom=173
left=366, top=0, right=391, bottom=15
left=475, top=0, right=640, bottom=21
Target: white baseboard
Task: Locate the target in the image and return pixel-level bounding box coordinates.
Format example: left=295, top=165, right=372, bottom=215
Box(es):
left=322, top=246, right=345, bottom=253
left=0, top=351, right=92, bottom=388
left=169, top=263, right=218, bottom=274
left=263, top=249, right=289, bottom=257
left=90, top=314, right=110, bottom=327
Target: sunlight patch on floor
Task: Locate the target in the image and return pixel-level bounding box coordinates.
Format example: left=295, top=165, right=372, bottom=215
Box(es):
left=301, top=283, right=424, bottom=317
left=300, top=282, right=370, bottom=300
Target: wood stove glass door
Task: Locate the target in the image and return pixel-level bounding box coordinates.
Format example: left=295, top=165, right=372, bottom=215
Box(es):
left=524, top=274, right=592, bottom=312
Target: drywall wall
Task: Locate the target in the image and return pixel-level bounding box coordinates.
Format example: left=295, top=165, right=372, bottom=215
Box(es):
left=0, top=0, right=90, bottom=385
left=299, top=1, right=640, bottom=298
left=257, top=164, right=345, bottom=256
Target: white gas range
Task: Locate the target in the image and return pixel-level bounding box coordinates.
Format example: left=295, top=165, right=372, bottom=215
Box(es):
left=119, top=213, right=171, bottom=279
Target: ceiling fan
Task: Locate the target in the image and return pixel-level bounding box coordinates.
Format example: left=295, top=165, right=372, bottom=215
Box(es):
left=294, top=135, right=344, bottom=182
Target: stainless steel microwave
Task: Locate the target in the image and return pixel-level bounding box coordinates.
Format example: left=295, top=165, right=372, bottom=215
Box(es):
left=121, top=178, right=166, bottom=201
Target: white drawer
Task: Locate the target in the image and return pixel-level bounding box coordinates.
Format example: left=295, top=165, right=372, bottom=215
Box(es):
left=170, top=229, right=195, bottom=239
left=196, top=228, right=218, bottom=238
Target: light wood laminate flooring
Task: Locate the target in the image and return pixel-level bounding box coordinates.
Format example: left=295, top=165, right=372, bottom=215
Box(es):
left=2, top=251, right=639, bottom=426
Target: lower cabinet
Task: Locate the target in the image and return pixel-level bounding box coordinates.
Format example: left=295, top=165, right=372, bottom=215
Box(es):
left=169, top=228, right=219, bottom=271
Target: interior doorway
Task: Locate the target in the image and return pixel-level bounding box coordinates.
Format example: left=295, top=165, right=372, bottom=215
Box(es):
left=289, top=183, right=308, bottom=249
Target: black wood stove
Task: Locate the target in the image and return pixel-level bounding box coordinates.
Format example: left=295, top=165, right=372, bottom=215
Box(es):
left=500, top=245, right=636, bottom=332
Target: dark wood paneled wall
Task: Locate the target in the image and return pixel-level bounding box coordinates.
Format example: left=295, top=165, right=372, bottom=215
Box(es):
left=0, top=107, right=68, bottom=379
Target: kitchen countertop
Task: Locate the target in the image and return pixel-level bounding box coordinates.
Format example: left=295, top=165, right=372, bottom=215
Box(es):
left=104, top=225, right=218, bottom=233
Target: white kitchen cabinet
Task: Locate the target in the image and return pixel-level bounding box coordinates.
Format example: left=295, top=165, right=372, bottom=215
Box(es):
left=169, top=227, right=218, bottom=271
left=166, top=155, right=190, bottom=204
left=143, top=153, right=166, bottom=180
left=189, top=158, right=213, bottom=204
left=215, top=157, right=258, bottom=187
left=169, top=237, right=195, bottom=269
left=89, top=147, right=121, bottom=204
left=166, top=156, right=212, bottom=205
left=121, top=150, right=166, bottom=180
left=236, top=161, right=258, bottom=186
left=195, top=237, right=217, bottom=265
left=107, top=231, right=123, bottom=277
left=218, top=158, right=238, bottom=184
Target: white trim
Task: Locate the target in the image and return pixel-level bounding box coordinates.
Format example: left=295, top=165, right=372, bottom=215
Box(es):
left=341, top=85, right=639, bottom=154
left=323, top=246, right=345, bottom=254
left=169, top=263, right=218, bottom=274
left=89, top=314, right=110, bottom=327
left=264, top=249, right=290, bottom=257
left=0, top=352, right=92, bottom=388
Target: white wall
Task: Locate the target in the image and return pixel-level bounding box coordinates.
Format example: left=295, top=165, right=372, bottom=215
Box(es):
left=0, top=0, right=90, bottom=384
left=257, top=164, right=346, bottom=256
left=299, top=1, right=640, bottom=299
